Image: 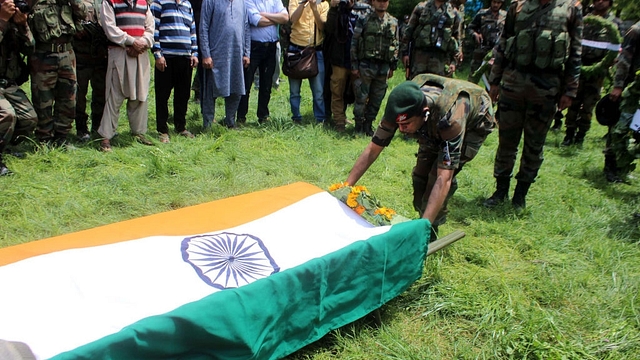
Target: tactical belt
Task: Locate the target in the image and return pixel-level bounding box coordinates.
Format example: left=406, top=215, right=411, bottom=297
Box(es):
left=36, top=42, right=73, bottom=53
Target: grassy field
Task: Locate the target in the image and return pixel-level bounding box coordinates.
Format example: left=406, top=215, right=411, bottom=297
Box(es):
left=1, top=69, right=639, bottom=359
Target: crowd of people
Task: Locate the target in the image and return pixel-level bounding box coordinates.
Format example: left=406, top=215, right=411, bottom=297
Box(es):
left=0, top=0, right=638, bottom=225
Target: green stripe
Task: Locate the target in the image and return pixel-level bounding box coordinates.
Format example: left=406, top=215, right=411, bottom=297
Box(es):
left=52, top=220, right=431, bottom=360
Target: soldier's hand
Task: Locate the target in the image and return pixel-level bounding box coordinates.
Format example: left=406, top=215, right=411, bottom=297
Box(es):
left=447, top=63, right=456, bottom=74
left=12, top=8, right=26, bottom=25
left=351, top=69, right=359, bottom=78
left=202, top=57, right=213, bottom=70
left=474, top=33, right=482, bottom=45
left=155, top=56, right=167, bottom=72
left=190, top=56, right=198, bottom=68
left=558, top=95, right=572, bottom=111
left=609, top=87, right=623, bottom=102
left=402, top=55, right=409, bottom=68
left=489, top=84, right=499, bottom=103
left=0, top=0, right=16, bottom=22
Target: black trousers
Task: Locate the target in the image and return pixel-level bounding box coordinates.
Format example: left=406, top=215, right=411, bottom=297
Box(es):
left=155, top=56, right=192, bottom=134
left=237, top=41, right=277, bottom=121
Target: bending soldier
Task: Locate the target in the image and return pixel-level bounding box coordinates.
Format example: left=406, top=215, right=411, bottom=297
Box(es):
left=346, top=75, right=495, bottom=239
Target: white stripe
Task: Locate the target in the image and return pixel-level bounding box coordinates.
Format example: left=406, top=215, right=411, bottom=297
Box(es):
left=582, top=39, right=621, bottom=52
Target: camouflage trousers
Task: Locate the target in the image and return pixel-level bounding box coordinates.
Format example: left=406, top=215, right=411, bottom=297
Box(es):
left=75, top=52, right=107, bottom=135
left=609, top=107, right=640, bottom=176
left=493, top=68, right=560, bottom=183
left=30, top=48, right=77, bottom=141
left=407, top=48, right=450, bottom=79
left=353, top=61, right=389, bottom=123
left=564, top=74, right=605, bottom=133
left=412, top=101, right=494, bottom=225
left=0, top=85, right=37, bottom=151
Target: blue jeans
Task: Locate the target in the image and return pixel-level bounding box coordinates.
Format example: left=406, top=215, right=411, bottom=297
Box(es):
left=288, top=46, right=325, bottom=122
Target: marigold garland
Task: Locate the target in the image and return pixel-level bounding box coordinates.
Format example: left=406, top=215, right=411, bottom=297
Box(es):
left=328, top=183, right=409, bottom=226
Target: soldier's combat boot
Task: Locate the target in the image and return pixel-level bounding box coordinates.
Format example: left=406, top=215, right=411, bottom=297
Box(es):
left=604, top=154, right=623, bottom=183
left=562, top=128, right=575, bottom=146
left=483, top=177, right=510, bottom=208
left=574, top=128, right=586, bottom=145
left=512, top=181, right=531, bottom=210
left=363, top=120, right=374, bottom=137
left=0, top=154, right=10, bottom=176
left=551, top=111, right=563, bottom=131
left=354, top=119, right=364, bottom=134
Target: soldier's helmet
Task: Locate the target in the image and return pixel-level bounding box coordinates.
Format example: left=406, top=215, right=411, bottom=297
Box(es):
left=595, top=96, right=621, bottom=126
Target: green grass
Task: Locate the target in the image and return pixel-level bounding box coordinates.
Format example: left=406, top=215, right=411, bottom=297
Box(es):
left=1, top=69, right=639, bottom=359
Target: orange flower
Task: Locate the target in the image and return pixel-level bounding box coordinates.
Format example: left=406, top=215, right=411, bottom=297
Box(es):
left=355, top=205, right=366, bottom=215
left=346, top=193, right=359, bottom=208
left=375, top=207, right=397, bottom=220
left=328, top=182, right=347, bottom=192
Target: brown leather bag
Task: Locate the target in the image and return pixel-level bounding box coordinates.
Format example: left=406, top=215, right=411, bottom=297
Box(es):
left=282, top=46, right=318, bottom=79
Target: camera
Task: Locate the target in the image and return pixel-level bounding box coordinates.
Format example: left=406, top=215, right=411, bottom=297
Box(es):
left=14, top=0, right=30, bottom=13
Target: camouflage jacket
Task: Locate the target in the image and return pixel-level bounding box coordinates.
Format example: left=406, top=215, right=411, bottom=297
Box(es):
left=613, top=20, right=640, bottom=89
left=467, top=8, right=506, bottom=51
left=400, top=0, right=461, bottom=57
left=351, top=11, right=399, bottom=69
left=488, top=0, right=583, bottom=98
left=0, top=20, right=34, bottom=82
left=29, top=0, right=88, bottom=42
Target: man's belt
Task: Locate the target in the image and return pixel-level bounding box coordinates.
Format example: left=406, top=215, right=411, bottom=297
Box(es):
left=36, top=42, right=73, bottom=53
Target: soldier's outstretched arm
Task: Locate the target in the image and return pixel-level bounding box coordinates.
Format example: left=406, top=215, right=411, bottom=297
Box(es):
left=346, top=142, right=384, bottom=186
left=422, top=168, right=454, bottom=224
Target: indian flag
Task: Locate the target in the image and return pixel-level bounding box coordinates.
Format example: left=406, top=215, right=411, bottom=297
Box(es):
left=0, top=182, right=431, bottom=359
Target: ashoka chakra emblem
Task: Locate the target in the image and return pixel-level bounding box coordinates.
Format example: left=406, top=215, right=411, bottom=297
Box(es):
left=181, top=232, right=280, bottom=289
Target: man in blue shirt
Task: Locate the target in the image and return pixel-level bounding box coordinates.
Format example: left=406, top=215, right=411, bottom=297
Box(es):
left=151, top=0, right=199, bottom=143
left=237, top=0, right=289, bottom=125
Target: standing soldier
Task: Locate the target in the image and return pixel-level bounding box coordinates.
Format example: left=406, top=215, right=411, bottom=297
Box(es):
left=467, top=0, right=506, bottom=80
left=605, top=20, right=640, bottom=182
left=0, top=1, right=37, bottom=175
left=350, top=0, right=398, bottom=136
left=562, top=0, right=619, bottom=146
left=484, top=0, right=583, bottom=210
left=73, top=0, right=108, bottom=142
left=29, top=0, right=86, bottom=146
left=401, top=0, right=461, bottom=79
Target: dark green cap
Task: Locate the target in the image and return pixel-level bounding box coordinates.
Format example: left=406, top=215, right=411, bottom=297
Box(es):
left=384, top=81, right=425, bottom=123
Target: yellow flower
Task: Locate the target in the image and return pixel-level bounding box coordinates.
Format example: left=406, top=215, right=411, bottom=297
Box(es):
left=346, top=192, right=359, bottom=208
left=355, top=205, right=366, bottom=215
left=375, top=207, right=397, bottom=220
left=328, top=182, right=348, bottom=191
left=352, top=185, right=368, bottom=195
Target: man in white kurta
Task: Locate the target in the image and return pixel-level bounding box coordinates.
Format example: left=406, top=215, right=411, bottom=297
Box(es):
left=99, top=0, right=155, bottom=151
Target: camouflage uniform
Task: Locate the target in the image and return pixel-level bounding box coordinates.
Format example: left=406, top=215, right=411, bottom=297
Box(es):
left=351, top=9, right=398, bottom=135
left=73, top=0, right=108, bottom=139
left=372, top=74, right=495, bottom=228
left=608, top=21, right=640, bottom=177
left=563, top=13, right=620, bottom=145
left=0, top=17, right=38, bottom=173
left=401, top=0, right=461, bottom=79
left=467, top=6, right=506, bottom=79
left=29, top=0, right=87, bottom=143
left=486, top=0, right=583, bottom=208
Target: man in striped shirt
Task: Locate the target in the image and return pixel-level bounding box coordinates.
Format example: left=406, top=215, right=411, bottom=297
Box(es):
left=151, top=0, right=199, bottom=142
